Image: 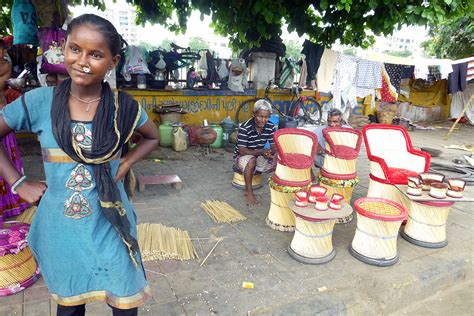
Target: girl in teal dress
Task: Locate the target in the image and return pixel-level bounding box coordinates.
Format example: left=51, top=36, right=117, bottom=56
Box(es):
left=0, top=14, right=159, bottom=316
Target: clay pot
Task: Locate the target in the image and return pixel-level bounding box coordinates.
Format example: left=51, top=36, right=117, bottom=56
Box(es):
left=197, top=126, right=217, bottom=145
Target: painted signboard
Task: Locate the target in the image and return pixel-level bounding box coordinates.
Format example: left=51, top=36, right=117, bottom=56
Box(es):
left=123, top=89, right=364, bottom=125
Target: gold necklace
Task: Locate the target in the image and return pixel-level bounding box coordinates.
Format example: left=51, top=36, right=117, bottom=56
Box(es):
left=69, top=90, right=101, bottom=112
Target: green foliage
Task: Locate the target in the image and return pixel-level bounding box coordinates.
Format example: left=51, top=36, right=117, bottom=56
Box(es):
left=383, top=49, right=413, bottom=57
left=421, top=15, right=474, bottom=59
left=283, top=40, right=302, bottom=60
left=188, top=36, right=208, bottom=51
left=0, top=0, right=13, bottom=36
left=342, top=47, right=357, bottom=56
left=1, top=0, right=472, bottom=53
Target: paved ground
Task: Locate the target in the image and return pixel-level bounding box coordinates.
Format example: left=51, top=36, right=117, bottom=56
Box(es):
left=1, top=122, right=473, bottom=315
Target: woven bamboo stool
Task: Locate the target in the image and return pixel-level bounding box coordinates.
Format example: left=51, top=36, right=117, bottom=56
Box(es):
left=350, top=198, right=408, bottom=267
left=287, top=200, right=352, bottom=264
left=0, top=222, right=40, bottom=296
left=231, top=172, right=263, bottom=190
left=401, top=200, right=454, bottom=248
left=266, top=178, right=310, bottom=232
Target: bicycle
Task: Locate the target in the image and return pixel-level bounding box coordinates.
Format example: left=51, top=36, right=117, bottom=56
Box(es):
left=234, top=79, right=322, bottom=127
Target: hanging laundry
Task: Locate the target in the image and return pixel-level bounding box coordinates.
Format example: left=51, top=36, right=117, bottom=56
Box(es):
left=298, top=57, right=308, bottom=88
left=301, top=40, right=324, bottom=86
left=450, top=83, right=474, bottom=120
left=448, top=62, right=468, bottom=94
left=467, top=60, right=474, bottom=82
left=355, top=59, right=383, bottom=109
left=380, top=63, right=403, bottom=102
left=317, top=49, right=339, bottom=93
left=439, top=60, right=453, bottom=79
left=205, top=50, right=218, bottom=86
left=428, top=65, right=441, bottom=81
left=331, top=54, right=358, bottom=112
left=399, top=79, right=449, bottom=118
left=279, top=58, right=299, bottom=88
left=401, top=65, right=415, bottom=79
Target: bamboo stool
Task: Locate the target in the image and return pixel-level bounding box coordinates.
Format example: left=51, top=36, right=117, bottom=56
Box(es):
left=266, top=178, right=310, bottom=232
left=0, top=222, right=40, bottom=296
left=350, top=198, right=408, bottom=267
left=401, top=200, right=454, bottom=248
left=287, top=200, right=353, bottom=264
left=231, top=172, right=263, bottom=190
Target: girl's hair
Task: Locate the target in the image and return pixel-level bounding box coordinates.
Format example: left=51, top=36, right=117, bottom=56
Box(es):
left=67, top=14, right=122, bottom=56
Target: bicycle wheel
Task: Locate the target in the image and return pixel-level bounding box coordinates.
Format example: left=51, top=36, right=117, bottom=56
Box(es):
left=235, top=98, right=259, bottom=126
left=297, top=97, right=322, bottom=125
left=235, top=98, right=286, bottom=126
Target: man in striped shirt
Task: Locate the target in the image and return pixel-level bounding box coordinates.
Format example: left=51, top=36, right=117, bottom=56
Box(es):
left=234, top=99, right=276, bottom=205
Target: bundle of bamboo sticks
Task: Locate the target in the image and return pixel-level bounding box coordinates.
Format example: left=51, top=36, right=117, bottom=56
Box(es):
left=137, top=223, right=198, bottom=262
left=200, top=200, right=246, bottom=223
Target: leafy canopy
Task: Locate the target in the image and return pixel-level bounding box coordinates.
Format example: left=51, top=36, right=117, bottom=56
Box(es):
left=1, top=0, right=472, bottom=52
left=421, top=15, right=474, bottom=59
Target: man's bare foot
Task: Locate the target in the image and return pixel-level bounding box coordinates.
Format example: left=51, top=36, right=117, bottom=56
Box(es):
left=245, top=191, right=260, bottom=206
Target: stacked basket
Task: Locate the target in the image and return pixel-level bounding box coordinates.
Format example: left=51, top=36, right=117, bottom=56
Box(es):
left=0, top=222, right=40, bottom=296
left=318, top=127, right=362, bottom=224
left=266, top=128, right=317, bottom=231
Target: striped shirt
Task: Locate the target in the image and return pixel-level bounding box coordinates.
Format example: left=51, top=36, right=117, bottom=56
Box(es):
left=234, top=118, right=276, bottom=158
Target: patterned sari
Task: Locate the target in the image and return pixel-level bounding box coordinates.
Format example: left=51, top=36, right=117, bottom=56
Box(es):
left=0, top=87, right=29, bottom=220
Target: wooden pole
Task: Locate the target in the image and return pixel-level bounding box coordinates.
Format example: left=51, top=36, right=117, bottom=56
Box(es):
left=444, top=95, right=474, bottom=140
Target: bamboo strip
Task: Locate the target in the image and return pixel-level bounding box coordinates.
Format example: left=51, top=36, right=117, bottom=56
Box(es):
left=200, top=200, right=247, bottom=223
left=137, top=223, right=198, bottom=262
left=0, top=247, right=38, bottom=287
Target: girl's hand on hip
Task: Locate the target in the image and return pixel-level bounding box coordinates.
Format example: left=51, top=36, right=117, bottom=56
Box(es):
left=115, top=158, right=131, bottom=182
left=16, top=181, right=47, bottom=204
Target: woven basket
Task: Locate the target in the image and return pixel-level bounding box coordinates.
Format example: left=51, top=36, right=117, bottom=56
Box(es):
left=376, top=110, right=395, bottom=125
left=350, top=198, right=407, bottom=266
left=403, top=200, right=453, bottom=247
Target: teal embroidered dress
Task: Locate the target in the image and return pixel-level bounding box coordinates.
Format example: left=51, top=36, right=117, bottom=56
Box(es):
left=1, top=87, right=150, bottom=308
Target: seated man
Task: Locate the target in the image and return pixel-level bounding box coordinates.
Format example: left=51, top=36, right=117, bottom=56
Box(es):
left=45, top=73, right=58, bottom=87
left=314, top=108, right=351, bottom=167
left=234, top=99, right=276, bottom=206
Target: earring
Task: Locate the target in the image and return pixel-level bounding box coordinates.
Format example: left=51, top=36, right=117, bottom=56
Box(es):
left=103, top=69, right=112, bottom=82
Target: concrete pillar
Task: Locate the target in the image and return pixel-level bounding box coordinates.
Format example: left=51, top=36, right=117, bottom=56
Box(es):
left=248, top=52, right=277, bottom=90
